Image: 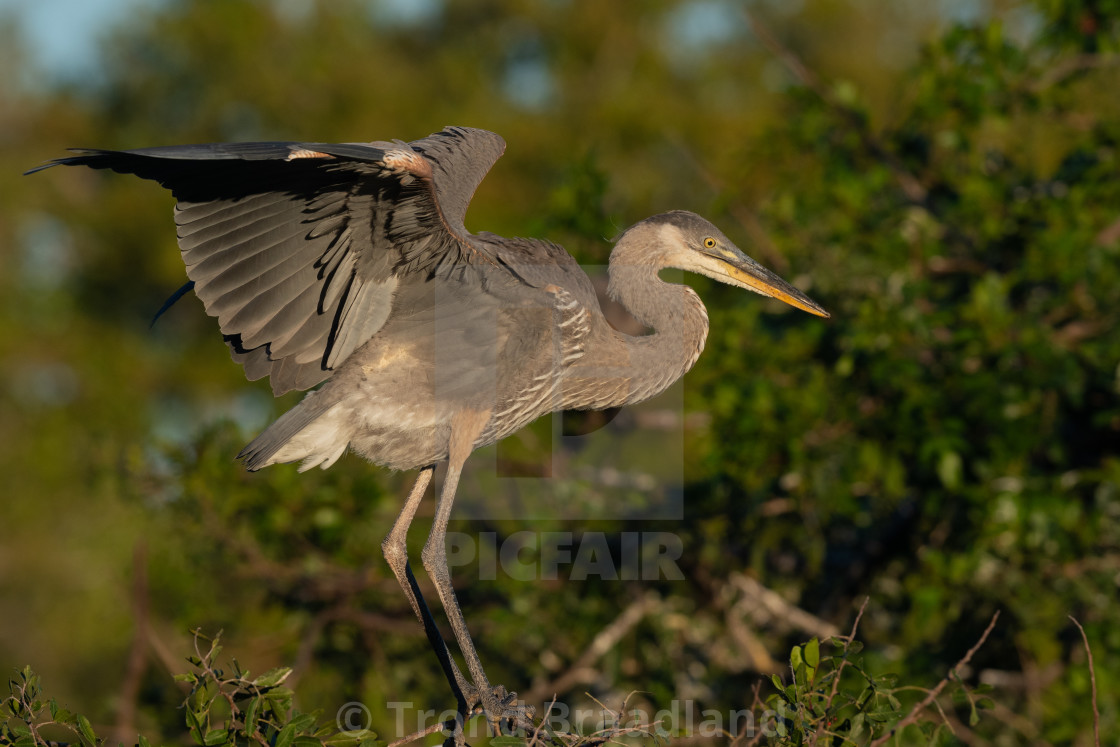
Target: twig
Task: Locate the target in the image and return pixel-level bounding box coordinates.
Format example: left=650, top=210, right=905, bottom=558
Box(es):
left=1034, top=53, right=1117, bottom=91
left=145, top=625, right=193, bottom=690
left=740, top=681, right=767, bottom=747
left=385, top=707, right=481, bottom=747
left=112, top=543, right=150, bottom=747
left=581, top=692, right=662, bottom=746
left=810, top=597, right=868, bottom=747
left=729, top=573, right=841, bottom=639
left=869, top=611, right=1000, bottom=747
left=523, top=593, right=660, bottom=705
left=741, top=6, right=928, bottom=204
left=286, top=610, right=329, bottom=691
left=1068, top=616, right=1101, bottom=747
left=527, top=696, right=558, bottom=747
left=1094, top=216, right=1120, bottom=247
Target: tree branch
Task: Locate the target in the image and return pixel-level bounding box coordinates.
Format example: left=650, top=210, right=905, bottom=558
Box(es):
left=741, top=7, right=929, bottom=204
left=523, top=593, right=661, bottom=706
left=1068, top=616, right=1100, bottom=747
left=869, top=611, right=1000, bottom=747
left=112, top=543, right=150, bottom=747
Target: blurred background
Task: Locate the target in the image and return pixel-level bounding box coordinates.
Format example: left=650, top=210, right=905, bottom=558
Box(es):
left=1, top=0, right=1118, bottom=743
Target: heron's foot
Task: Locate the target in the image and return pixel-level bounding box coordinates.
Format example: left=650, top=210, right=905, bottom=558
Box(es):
left=443, top=716, right=468, bottom=747
left=480, top=684, right=536, bottom=735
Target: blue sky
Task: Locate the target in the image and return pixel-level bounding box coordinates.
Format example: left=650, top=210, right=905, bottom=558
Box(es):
left=1, top=0, right=158, bottom=80
left=4, top=0, right=1014, bottom=87
left=2, top=0, right=456, bottom=83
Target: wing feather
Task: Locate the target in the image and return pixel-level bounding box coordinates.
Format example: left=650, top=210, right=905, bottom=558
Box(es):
left=34, top=128, right=508, bottom=394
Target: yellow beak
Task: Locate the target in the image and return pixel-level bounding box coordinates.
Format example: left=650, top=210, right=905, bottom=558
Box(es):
left=709, top=245, right=829, bottom=318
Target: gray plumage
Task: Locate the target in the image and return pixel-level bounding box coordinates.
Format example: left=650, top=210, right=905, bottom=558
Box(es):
left=30, top=127, right=828, bottom=738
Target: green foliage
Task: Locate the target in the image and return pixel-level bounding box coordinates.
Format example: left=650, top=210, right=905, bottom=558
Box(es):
left=1, top=667, right=100, bottom=747
left=1, top=648, right=667, bottom=747
left=173, top=632, right=381, bottom=747
left=759, top=622, right=999, bottom=745
left=0, top=635, right=383, bottom=747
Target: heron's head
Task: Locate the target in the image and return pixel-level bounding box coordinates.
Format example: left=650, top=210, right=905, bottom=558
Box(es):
left=625, top=210, right=829, bottom=318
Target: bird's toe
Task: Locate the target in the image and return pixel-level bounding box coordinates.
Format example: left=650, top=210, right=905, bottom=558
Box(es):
left=481, top=685, right=535, bottom=734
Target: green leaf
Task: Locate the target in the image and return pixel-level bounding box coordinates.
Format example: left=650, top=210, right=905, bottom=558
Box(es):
left=848, top=712, right=865, bottom=741
left=489, top=738, right=525, bottom=747
left=253, top=667, right=293, bottom=689
left=805, top=638, right=820, bottom=668
left=243, top=697, right=260, bottom=732
left=76, top=714, right=98, bottom=746
left=790, top=645, right=804, bottom=671
left=185, top=707, right=203, bottom=735
left=203, top=728, right=229, bottom=746
left=267, top=689, right=294, bottom=716
left=287, top=712, right=318, bottom=734
left=275, top=723, right=296, bottom=747
left=875, top=673, right=899, bottom=688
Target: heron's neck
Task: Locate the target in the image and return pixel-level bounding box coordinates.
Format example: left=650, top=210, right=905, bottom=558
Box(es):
left=606, top=232, right=710, bottom=405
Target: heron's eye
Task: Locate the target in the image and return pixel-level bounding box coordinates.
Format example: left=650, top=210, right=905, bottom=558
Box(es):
left=703, top=237, right=716, bottom=249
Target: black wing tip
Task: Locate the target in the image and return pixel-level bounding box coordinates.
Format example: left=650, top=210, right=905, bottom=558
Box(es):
left=24, top=149, right=130, bottom=176
left=236, top=441, right=269, bottom=471
left=237, top=452, right=264, bottom=472
left=24, top=150, right=97, bottom=175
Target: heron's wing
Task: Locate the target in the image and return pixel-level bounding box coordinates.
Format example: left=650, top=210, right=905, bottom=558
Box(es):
left=489, top=236, right=599, bottom=307
left=31, top=127, right=507, bottom=395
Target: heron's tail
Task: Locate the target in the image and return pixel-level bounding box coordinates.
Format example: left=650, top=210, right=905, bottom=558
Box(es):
left=238, top=391, right=351, bottom=472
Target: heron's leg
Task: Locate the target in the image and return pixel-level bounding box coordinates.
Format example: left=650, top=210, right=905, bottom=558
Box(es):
left=381, top=466, right=477, bottom=715
left=420, top=410, right=535, bottom=736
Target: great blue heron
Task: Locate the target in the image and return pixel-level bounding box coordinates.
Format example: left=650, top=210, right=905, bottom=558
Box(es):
left=30, top=126, right=828, bottom=739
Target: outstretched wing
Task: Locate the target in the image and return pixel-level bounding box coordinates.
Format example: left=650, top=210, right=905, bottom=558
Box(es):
left=30, top=126, right=507, bottom=394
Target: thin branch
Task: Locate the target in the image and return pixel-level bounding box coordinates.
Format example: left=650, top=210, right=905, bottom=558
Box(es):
left=1034, top=53, right=1118, bottom=91
left=729, top=573, right=841, bottom=639
left=1068, top=616, right=1101, bottom=747
left=523, top=593, right=660, bottom=705
left=384, top=707, right=481, bottom=747
left=526, top=696, right=558, bottom=747
left=112, top=543, right=150, bottom=747
left=741, top=7, right=928, bottom=204
left=738, top=681, right=767, bottom=747
left=810, top=597, right=869, bottom=747
left=1094, top=216, right=1120, bottom=247
left=869, top=611, right=1000, bottom=747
